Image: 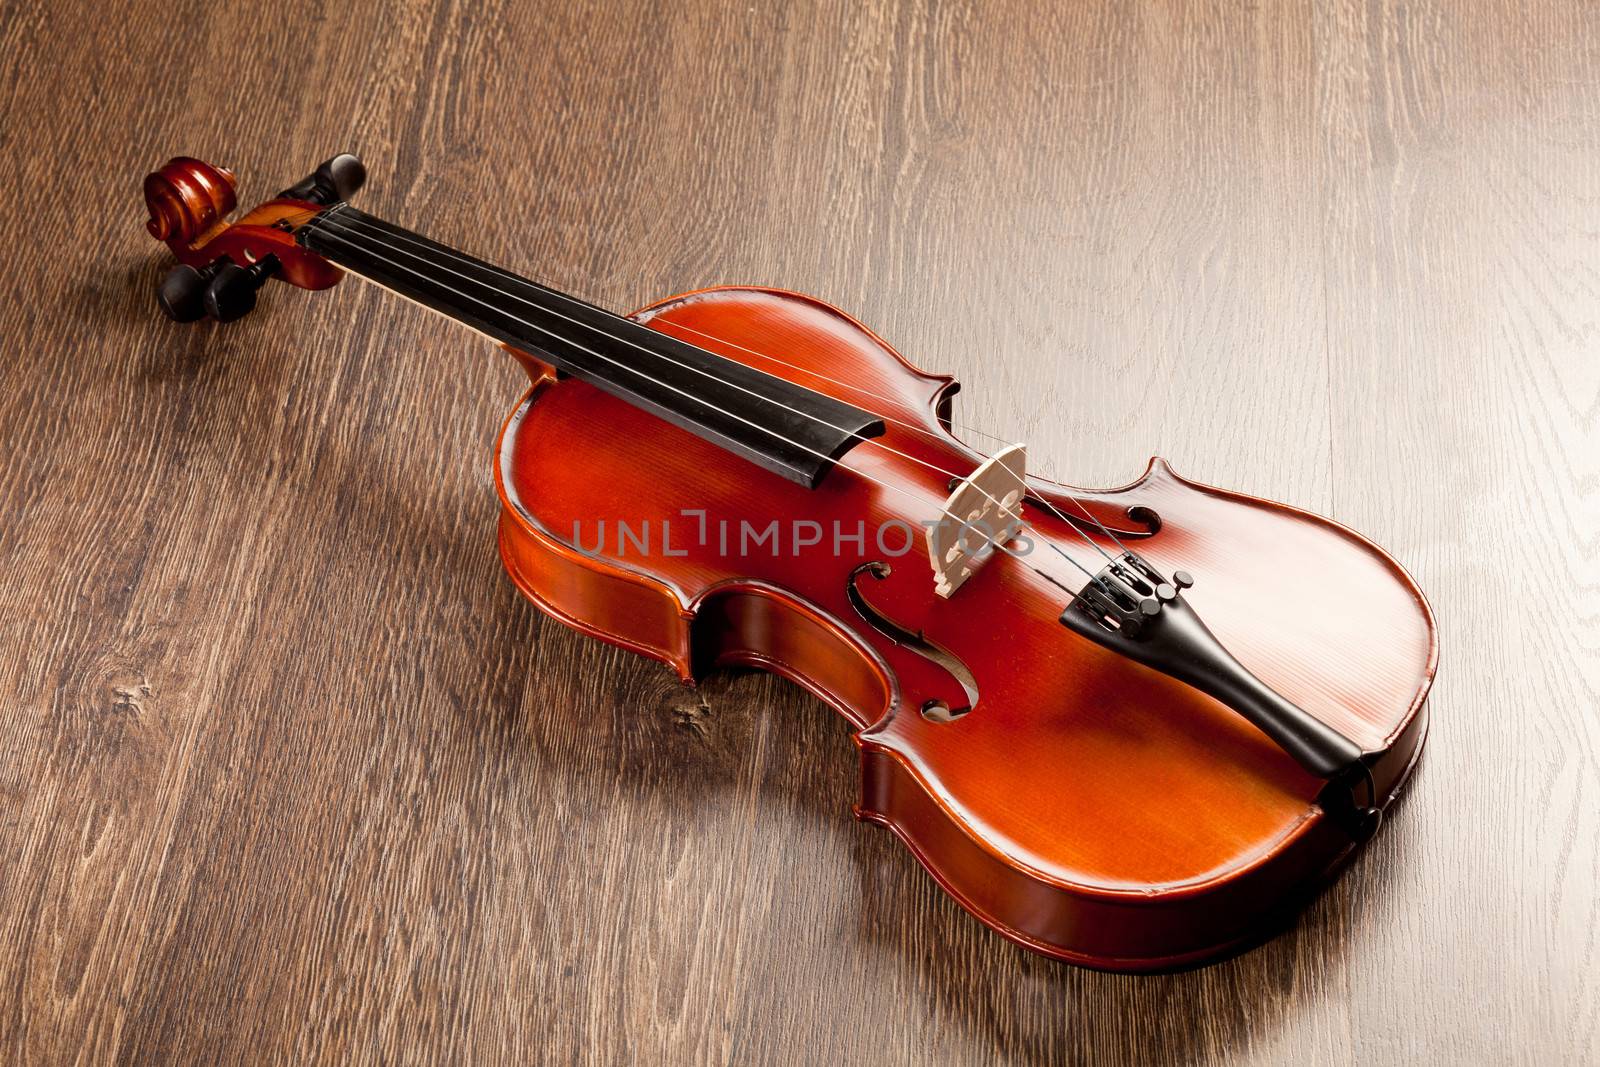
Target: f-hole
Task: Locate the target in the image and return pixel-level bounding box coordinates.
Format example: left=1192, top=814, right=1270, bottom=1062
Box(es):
left=846, top=562, right=979, bottom=722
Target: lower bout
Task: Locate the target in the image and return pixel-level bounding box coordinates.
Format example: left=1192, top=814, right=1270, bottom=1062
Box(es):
left=496, top=507, right=1432, bottom=970
left=855, top=703, right=1428, bottom=971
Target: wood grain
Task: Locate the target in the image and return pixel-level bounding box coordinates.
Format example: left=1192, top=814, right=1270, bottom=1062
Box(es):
left=0, top=0, right=1594, bottom=1063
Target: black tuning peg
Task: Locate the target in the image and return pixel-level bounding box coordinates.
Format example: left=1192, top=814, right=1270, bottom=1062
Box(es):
left=322, top=153, right=366, bottom=200
left=157, top=260, right=227, bottom=322
left=278, top=153, right=366, bottom=206
left=202, top=257, right=280, bottom=322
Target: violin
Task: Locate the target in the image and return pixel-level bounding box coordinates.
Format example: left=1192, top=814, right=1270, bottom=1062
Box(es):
left=142, top=153, right=1437, bottom=971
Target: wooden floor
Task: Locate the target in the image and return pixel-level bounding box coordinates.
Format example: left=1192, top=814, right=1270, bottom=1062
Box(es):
left=1, top=1, right=1595, bottom=1063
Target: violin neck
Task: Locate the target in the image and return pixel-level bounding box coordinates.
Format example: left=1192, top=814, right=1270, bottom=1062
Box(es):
left=294, top=206, right=883, bottom=487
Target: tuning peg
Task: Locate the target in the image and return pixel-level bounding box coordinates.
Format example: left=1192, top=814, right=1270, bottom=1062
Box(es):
left=203, top=257, right=280, bottom=322
left=157, top=260, right=227, bottom=322
left=323, top=153, right=366, bottom=200
left=278, top=153, right=366, bottom=206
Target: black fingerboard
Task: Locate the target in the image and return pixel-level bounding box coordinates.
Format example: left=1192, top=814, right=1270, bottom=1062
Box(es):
left=298, top=207, right=884, bottom=488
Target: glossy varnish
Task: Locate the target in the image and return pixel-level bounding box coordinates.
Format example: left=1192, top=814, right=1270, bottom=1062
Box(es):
left=494, top=286, right=1435, bottom=968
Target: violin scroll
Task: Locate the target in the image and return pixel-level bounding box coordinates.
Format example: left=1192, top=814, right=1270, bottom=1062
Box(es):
left=144, top=157, right=237, bottom=244
left=143, top=153, right=365, bottom=322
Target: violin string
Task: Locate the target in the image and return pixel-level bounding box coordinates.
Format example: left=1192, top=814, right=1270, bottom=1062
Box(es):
left=295, top=207, right=1105, bottom=590
left=307, top=205, right=1129, bottom=564
left=286, top=198, right=1129, bottom=562
left=647, top=319, right=1135, bottom=560
left=303, top=206, right=1121, bottom=580
left=310, top=213, right=1101, bottom=593
left=302, top=207, right=1110, bottom=584
left=303, top=209, right=963, bottom=489
left=278, top=204, right=1088, bottom=521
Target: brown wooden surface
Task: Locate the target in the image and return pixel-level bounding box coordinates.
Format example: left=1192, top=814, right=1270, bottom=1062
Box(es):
left=0, top=1, right=1594, bottom=1063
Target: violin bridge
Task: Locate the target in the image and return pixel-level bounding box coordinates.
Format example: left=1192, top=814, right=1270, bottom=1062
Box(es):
left=927, top=444, right=1027, bottom=598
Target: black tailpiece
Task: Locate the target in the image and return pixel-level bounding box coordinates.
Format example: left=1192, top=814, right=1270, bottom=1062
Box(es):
left=1060, top=551, right=1381, bottom=840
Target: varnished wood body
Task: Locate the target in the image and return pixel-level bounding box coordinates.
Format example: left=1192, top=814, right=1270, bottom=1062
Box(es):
left=493, top=287, right=1437, bottom=970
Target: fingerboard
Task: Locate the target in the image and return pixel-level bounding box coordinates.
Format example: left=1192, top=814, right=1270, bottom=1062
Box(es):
left=297, top=206, right=884, bottom=487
